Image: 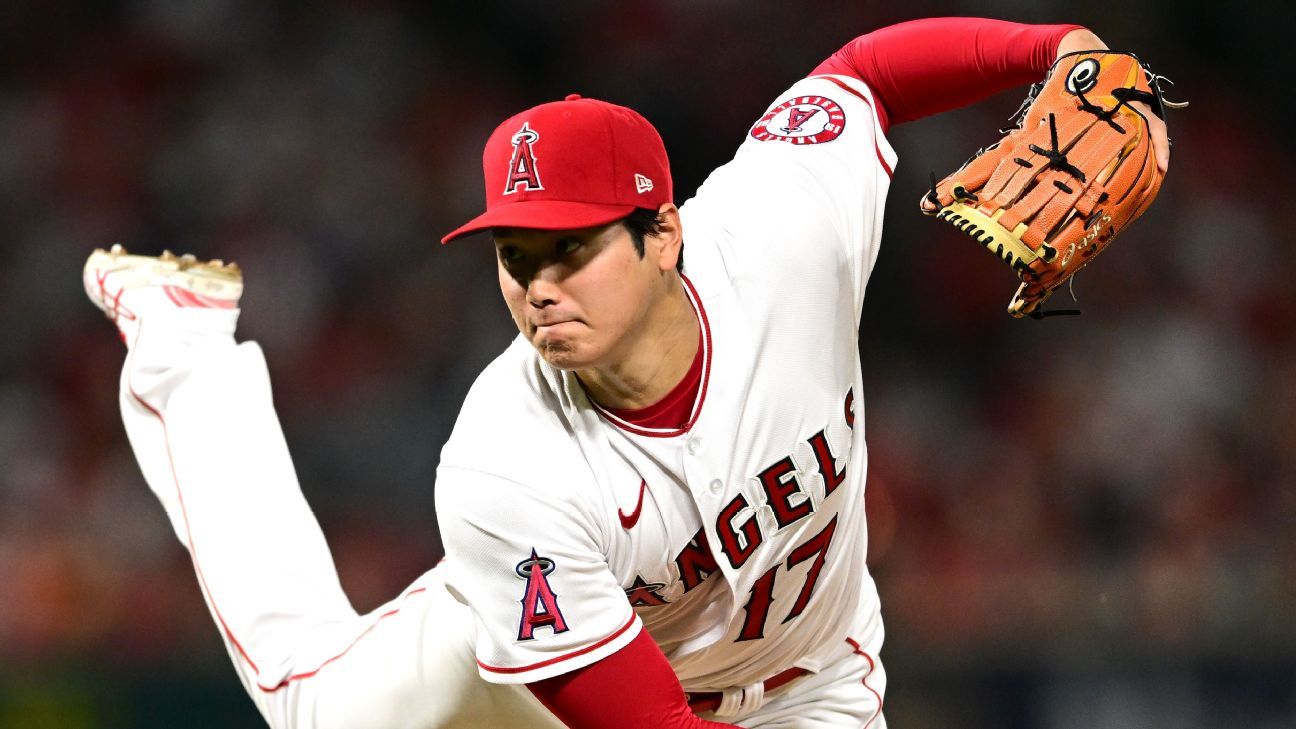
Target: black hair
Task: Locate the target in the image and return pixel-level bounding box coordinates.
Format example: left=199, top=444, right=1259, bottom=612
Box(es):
left=622, top=208, right=684, bottom=273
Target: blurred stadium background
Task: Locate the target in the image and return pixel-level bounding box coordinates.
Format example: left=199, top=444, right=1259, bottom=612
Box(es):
left=1, top=0, right=1291, bottom=727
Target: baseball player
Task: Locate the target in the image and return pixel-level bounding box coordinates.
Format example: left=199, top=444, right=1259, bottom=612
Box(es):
left=85, top=18, right=1168, bottom=729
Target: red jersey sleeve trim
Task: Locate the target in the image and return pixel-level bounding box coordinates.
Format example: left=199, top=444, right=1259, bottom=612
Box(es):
left=810, top=75, right=894, bottom=178
left=477, top=613, right=640, bottom=675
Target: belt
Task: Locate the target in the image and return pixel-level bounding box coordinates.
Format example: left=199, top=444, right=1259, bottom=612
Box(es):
left=686, top=667, right=811, bottom=713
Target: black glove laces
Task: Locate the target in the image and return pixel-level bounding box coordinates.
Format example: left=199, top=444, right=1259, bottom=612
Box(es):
left=934, top=55, right=1186, bottom=321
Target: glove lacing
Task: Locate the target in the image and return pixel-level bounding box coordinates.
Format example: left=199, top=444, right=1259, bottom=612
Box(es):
left=1028, top=112, right=1087, bottom=183
left=932, top=53, right=1186, bottom=321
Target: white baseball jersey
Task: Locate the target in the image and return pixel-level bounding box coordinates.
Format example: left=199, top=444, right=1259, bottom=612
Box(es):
left=437, top=72, right=898, bottom=695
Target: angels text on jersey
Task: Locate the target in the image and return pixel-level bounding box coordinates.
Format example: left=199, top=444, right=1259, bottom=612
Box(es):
left=514, top=387, right=855, bottom=643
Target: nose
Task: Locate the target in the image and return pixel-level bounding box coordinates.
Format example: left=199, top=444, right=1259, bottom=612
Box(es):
left=525, top=264, right=562, bottom=308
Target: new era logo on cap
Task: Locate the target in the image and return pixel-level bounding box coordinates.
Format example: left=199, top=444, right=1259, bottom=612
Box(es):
left=441, top=94, right=673, bottom=244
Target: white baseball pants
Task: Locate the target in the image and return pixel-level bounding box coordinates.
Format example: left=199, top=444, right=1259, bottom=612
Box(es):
left=117, top=308, right=562, bottom=729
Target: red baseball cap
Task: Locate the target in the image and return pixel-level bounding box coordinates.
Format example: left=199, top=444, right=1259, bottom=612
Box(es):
left=441, top=94, right=673, bottom=244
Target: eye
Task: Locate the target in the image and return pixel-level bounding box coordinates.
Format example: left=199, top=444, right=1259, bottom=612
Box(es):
left=498, top=245, right=522, bottom=263
left=556, top=238, right=582, bottom=256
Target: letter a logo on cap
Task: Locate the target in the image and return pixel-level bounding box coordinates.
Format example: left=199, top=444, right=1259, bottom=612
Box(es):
left=504, top=122, right=544, bottom=195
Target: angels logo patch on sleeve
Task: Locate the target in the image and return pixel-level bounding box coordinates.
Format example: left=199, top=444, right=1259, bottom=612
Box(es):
left=515, top=549, right=570, bottom=641
left=750, top=96, right=845, bottom=144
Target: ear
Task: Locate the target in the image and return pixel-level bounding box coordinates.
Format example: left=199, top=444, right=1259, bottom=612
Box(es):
left=650, top=203, right=683, bottom=273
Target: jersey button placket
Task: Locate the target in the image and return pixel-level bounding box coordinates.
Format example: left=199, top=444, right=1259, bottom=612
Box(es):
left=682, top=437, right=718, bottom=504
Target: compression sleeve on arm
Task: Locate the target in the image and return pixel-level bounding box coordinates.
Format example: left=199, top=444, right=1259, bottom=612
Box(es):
left=527, top=630, right=736, bottom=729
left=810, top=17, right=1084, bottom=130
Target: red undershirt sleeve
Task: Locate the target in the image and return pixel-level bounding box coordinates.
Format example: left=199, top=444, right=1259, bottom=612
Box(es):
left=810, top=17, right=1085, bottom=131
left=527, top=630, right=736, bottom=729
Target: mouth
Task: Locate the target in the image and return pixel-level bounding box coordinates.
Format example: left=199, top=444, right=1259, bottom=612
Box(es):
left=531, top=319, right=586, bottom=345
left=532, top=316, right=579, bottom=329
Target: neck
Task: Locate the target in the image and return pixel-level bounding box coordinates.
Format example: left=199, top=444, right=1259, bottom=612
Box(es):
left=577, top=276, right=699, bottom=410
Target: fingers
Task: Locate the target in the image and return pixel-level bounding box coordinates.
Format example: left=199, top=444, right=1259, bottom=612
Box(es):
left=1149, top=113, right=1170, bottom=174
left=1130, top=100, right=1170, bottom=174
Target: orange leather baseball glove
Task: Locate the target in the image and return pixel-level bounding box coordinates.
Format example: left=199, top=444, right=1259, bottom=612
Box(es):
left=920, top=51, right=1183, bottom=318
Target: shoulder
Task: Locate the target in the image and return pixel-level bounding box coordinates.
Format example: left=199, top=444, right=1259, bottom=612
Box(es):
left=677, top=74, right=896, bottom=309
left=734, top=74, right=893, bottom=173
left=682, top=73, right=894, bottom=243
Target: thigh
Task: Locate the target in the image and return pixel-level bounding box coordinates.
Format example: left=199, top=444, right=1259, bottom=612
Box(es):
left=305, top=570, right=565, bottom=729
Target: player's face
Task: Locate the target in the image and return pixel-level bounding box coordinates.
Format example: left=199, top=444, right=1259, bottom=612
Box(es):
left=493, top=221, right=665, bottom=371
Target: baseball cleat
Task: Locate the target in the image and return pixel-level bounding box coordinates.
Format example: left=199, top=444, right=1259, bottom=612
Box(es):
left=84, top=244, right=243, bottom=327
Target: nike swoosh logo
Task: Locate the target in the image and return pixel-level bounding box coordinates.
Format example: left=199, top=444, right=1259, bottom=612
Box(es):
left=618, top=479, right=647, bottom=530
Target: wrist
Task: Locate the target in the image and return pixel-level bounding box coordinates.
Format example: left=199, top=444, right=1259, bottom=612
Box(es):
left=1056, top=28, right=1108, bottom=59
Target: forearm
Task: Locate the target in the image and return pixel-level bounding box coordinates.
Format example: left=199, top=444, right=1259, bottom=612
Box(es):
left=527, top=630, right=736, bottom=729
left=811, top=17, right=1085, bottom=129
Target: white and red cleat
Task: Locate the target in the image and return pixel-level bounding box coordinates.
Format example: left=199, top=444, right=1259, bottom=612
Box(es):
left=84, top=244, right=244, bottom=343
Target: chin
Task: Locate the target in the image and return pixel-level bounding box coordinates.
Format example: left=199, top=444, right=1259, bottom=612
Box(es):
left=532, top=337, right=590, bottom=371
left=538, top=350, right=593, bottom=372
left=531, top=322, right=601, bottom=368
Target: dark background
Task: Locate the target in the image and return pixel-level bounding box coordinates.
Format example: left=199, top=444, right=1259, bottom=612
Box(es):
left=2, top=1, right=1292, bottom=727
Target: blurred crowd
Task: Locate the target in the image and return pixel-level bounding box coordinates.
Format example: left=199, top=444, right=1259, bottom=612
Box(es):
left=0, top=1, right=1291, bottom=727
